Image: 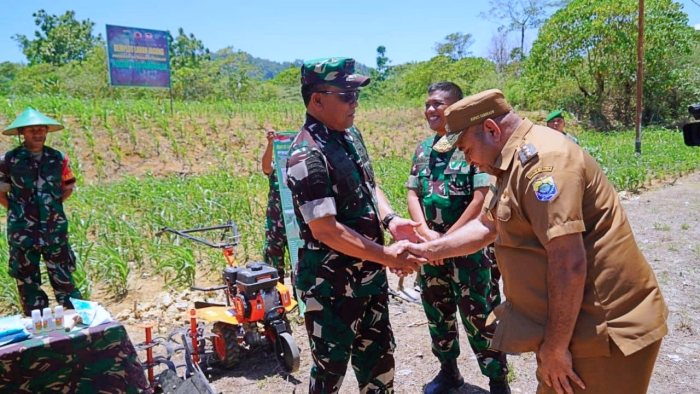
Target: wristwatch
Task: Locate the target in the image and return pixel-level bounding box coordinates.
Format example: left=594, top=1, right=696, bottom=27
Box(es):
left=382, top=213, right=399, bottom=229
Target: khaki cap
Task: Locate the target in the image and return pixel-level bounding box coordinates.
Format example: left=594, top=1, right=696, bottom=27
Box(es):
left=433, top=89, right=512, bottom=153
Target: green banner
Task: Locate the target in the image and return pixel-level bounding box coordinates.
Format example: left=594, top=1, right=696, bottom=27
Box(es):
left=272, top=132, right=305, bottom=315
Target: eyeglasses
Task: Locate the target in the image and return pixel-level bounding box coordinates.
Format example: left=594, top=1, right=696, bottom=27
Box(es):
left=317, top=90, right=361, bottom=104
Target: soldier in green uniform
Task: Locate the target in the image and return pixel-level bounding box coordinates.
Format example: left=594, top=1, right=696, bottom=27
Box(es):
left=0, top=107, right=82, bottom=316
left=407, top=82, right=510, bottom=394
left=262, top=128, right=288, bottom=282
left=546, top=109, right=579, bottom=144
left=286, top=57, right=425, bottom=394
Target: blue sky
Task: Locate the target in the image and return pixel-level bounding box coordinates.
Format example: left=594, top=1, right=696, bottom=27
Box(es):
left=1, top=0, right=699, bottom=67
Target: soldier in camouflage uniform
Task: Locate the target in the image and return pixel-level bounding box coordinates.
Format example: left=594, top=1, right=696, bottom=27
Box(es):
left=545, top=109, right=579, bottom=145
left=406, top=83, right=510, bottom=394
left=262, top=128, right=288, bottom=282
left=0, top=107, right=82, bottom=316
left=286, top=57, right=425, bottom=394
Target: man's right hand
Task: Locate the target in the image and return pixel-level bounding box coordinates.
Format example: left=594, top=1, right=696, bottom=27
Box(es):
left=418, top=229, right=445, bottom=266
left=395, top=241, right=436, bottom=262
left=383, top=241, right=425, bottom=275
left=265, top=128, right=276, bottom=143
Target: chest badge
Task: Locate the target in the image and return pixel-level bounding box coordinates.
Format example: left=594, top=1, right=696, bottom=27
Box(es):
left=532, top=176, right=557, bottom=201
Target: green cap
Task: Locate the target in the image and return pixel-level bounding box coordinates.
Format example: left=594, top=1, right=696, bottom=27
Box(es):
left=546, top=109, right=564, bottom=123
left=3, top=107, right=64, bottom=136
left=300, top=57, right=370, bottom=88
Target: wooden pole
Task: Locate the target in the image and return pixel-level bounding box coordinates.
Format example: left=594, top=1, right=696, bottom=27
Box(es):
left=635, top=0, right=644, bottom=154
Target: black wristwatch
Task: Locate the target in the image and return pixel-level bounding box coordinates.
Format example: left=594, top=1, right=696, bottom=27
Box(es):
left=382, top=213, right=399, bottom=229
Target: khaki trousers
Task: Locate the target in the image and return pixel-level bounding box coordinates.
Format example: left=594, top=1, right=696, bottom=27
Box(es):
left=536, top=339, right=662, bottom=394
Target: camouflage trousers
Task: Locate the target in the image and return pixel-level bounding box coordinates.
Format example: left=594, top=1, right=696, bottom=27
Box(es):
left=484, top=244, right=503, bottom=307
left=302, top=291, right=395, bottom=394
left=8, top=242, right=82, bottom=316
left=263, top=194, right=288, bottom=280
left=417, top=251, right=508, bottom=379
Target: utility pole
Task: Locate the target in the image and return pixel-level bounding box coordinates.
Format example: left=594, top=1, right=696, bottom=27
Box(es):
left=635, top=0, right=644, bottom=154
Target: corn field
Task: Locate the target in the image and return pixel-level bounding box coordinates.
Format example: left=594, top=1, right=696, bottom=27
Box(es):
left=0, top=95, right=699, bottom=314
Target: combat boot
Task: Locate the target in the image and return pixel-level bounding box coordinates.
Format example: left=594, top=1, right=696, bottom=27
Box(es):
left=424, top=359, right=465, bottom=394
left=489, top=376, right=511, bottom=394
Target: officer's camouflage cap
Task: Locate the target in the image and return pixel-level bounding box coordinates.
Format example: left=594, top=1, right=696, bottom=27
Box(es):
left=3, top=107, right=64, bottom=136
left=433, top=89, right=512, bottom=153
left=301, top=57, right=370, bottom=89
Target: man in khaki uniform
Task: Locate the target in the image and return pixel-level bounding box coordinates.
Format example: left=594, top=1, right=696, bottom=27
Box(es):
left=401, top=89, right=668, bottom=394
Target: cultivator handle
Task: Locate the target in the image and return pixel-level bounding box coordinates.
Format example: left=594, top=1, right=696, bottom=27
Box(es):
left=190, top=285, right=227, bottom=292
left=155, top=220, right=240, bottom=249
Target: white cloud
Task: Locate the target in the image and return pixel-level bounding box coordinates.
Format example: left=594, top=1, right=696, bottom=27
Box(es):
left=695, top=23, right=700, bottom=30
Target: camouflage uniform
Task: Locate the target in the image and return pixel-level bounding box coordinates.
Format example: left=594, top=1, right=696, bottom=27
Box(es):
left=406, top=135, right=507, bottom=379
left=0, top=145, right=82, bottom=316
left=287, top=114, right=394, bottom=394
left=263, top=167, right=288, bottom=280
left=0, top=321, right=149, bottom=393
left=483, top=244, right=502, bottom=308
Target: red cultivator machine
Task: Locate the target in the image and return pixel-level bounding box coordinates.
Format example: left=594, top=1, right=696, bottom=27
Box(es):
left=136, top=221, right=300, bottom=393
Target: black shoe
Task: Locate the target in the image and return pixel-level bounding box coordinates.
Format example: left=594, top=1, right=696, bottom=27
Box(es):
left=489, top=376, right=511, bottom=394
left=424, top=359, right=465, bottom=394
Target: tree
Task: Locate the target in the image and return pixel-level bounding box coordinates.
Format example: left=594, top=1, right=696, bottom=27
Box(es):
left=524, top=0, right=698, bottom=128
left=481, top=0, right=567, bottom=59
left=271, top=65, right=299, bottom=87
left=433, top=33, right=474, bottom=60
left=375, top=45, right=391, bottom=81
left=486, top=31, right=516, bottom=73
left=394, top=56, right=498, bottom=99
left=211, top=47, right=260, bottom=101
left=13, top=10, right=101, bottom=66
left=0, top=62, right=23, bottom=95
left=168, top=28, right=211, bottom=70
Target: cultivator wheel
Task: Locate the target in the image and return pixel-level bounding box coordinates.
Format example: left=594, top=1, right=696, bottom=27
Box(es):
left=274, top=332, right=300, bottom=373
left=212, top=322, right=245, bottom=369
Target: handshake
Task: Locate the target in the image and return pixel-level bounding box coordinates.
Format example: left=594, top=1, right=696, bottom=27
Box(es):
left=383, top=240, right=431, bottom=277
left=382, top=216, right=442, bottom=276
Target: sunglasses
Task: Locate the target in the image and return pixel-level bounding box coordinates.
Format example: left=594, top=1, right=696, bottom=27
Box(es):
left=317, top=90, right=361, bottom=104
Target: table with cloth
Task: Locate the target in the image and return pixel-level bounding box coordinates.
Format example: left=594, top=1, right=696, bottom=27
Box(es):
left=0, top=320, right=149, bottom=393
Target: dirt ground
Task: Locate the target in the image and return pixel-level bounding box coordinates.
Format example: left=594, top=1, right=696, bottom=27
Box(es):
left=117, top=171, right=700, bottom=394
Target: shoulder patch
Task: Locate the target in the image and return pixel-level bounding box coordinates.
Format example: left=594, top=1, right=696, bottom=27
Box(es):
left=526, top=166, right=553, bottom=180
left=532, top=175, right=557, bottom=201
left=518, top=143, right=538, bottom=165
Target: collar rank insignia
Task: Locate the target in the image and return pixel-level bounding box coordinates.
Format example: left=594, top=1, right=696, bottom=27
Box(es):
left=518, top=143, right=538, bottom=165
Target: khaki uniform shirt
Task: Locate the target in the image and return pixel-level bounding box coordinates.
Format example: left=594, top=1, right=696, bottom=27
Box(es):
left=484, top=119, right=668, bottom=358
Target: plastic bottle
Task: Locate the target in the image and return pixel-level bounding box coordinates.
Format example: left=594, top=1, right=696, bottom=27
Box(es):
left=42, top=307, right=55, bottom=331
left=54, top=306, right=64, bottom=329
left=31, top=309, right=43, bottom=334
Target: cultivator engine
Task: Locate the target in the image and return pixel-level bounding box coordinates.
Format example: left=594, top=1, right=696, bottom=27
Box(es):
left=138, top=221, right=300, bottom=392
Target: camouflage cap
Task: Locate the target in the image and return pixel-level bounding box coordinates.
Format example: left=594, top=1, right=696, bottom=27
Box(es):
left=546, top=109, right=564, bottom=123
left=433, top=89, right=512, bottom=153
left=300, top=57, right=370, bottom=89
left=3, top=107, right=64, bottom=136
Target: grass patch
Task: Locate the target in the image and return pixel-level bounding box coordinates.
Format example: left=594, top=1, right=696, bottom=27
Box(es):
left=1, top=96, right=700, bottom=309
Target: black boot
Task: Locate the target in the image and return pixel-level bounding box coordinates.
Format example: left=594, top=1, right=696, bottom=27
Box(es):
left=424, top=359, right=465, bottom=394
left=489, top=376, right=511, bottom=394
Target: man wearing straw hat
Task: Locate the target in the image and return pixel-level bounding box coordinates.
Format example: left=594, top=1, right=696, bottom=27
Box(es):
left=0, top=107, right=82, bottom=316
